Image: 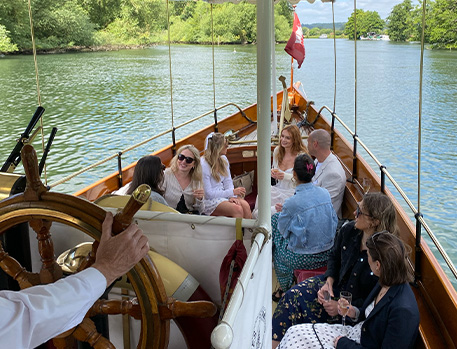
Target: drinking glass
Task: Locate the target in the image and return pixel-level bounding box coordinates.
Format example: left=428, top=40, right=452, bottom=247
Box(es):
left=339, top=291, right=352, bottom=333
left=362, top=178, right=372, bottom=194
left=323, top=290, right=331, bottom=302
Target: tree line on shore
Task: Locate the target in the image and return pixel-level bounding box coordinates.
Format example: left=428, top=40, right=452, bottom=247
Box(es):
left=0, top=0, right=455, bottom=54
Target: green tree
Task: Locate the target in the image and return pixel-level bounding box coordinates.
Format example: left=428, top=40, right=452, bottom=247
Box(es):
left=428, top=0, right=457, bottom=48
left=344, top=9, right=385, bottom=39
left=0, top=0, right=30, bottom=49
left=32, top=0, right=97, bottom=48
left=275, top=0, right=293, bottom=27
left=407, top=1, right=432, bottom=42
left=309, top=27, right=320, bottom=37
left=387, top=0, right=414, bottom=41
left=76, top=0, right=122, bottom=28
left=0, top=24, right=18, bottom=52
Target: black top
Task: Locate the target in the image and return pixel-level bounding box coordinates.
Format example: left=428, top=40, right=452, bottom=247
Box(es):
left=324, top=221, right=379, bottom=308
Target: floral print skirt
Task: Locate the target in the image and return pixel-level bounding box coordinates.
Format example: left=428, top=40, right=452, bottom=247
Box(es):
left=272, top=275, right=342, bottom=342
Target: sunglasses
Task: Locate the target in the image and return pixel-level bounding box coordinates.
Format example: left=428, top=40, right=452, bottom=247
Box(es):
left=356, top=204, right=372, bottom=218
left=177, top=154, right=195, bottom=164
left=369, top=230, right=389, bottom=261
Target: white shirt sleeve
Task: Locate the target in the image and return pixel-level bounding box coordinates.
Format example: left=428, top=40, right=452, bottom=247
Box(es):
left=0, top=267, right=107, bottom=349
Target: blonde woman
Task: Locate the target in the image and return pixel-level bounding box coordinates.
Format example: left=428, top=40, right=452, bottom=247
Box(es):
left=201, top=133, right=251, bottom=218
left=162, top=145, right=204, bottom=214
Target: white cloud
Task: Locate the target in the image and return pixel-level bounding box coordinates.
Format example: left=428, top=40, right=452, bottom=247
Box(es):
left=294, top=0, right=419, bottom=24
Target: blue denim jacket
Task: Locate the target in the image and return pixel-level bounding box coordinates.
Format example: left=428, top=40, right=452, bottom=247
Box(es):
left=278, top=182, right=337, bottom=254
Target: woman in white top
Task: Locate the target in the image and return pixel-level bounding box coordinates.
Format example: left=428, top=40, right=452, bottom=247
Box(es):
left=253, top=124, right=308, bottom=217
left=201, top=133, right=251, bottom=218
left=162, top=145, right=204, bottom=214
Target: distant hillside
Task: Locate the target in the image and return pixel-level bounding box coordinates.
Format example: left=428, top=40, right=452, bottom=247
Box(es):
left=303, top=22, right=345, bottom=30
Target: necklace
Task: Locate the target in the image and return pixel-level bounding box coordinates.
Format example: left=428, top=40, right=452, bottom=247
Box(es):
left=375, top=286, right=389, bottom=305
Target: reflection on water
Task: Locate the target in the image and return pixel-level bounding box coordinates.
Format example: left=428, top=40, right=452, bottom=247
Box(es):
left=0, top=41, right=456, bottom=287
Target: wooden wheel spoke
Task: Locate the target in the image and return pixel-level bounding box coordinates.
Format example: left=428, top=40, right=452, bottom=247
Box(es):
left=30, top=218, right=62, bottom=284
left=87, top=298, right=142, bottom=320
left=73, top=318, right=115, bottom=349
left=0, top=242, right=40, bottom=289
left=158, top=298, right=217, bottom=321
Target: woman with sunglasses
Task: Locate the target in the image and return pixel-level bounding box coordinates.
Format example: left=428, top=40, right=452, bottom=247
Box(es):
left=277, top=232, right=419, bottom=349
left=161, top=145, right=204, bottom=214
left=272, top=192, right=398, bottom=347
left=201, top=133, right=251, bottom=218
left=113, top=155, right=168, bottom=206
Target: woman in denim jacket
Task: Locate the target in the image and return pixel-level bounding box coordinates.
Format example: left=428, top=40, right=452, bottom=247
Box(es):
left=272, top=154, right=338, bottom=296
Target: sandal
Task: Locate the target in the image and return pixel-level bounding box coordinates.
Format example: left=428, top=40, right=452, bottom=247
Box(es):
left=272, top=288, right=284, bottom=302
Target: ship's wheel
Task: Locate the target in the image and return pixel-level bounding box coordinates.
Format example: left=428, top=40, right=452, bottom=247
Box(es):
left=0, top=145, right=215, bottom=348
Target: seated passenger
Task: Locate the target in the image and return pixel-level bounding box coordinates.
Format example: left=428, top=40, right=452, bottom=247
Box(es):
left=307, top=129, right=347, bottom=218
left=277, top=232, right=419, bottom=349
left=272, top=153, right=337, bottom=296
left=253, top=124, right=308, bottom=218
left=161, top=145, right=204, bottom=214
left=272, top=192, right=398, bottom=347
left=113, top=155, right=168, bottom=206
left=201, top=132, right=251, bottom=218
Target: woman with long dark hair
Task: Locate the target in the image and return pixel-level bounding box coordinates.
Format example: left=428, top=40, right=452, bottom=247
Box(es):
left=114, top=155, right=168, bottom=206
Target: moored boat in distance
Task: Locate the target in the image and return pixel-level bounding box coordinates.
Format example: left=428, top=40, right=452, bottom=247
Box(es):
left=360, top=32, right=390, bottom=41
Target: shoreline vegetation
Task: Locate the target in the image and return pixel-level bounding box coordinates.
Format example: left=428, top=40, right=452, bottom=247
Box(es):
left=0, top=0, right=456, bottom=55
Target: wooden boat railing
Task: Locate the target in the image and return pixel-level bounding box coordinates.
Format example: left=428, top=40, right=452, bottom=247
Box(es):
left=48, top=102, right=250, bottom=191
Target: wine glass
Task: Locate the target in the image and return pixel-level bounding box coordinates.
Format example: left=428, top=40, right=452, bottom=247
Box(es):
left=339, top=291, right=352, bottom=333
left=362, top=178, right=372, bottom=194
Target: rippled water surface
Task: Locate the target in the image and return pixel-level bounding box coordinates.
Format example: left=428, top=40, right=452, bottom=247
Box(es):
left=1, top=41, right=456, bottom=287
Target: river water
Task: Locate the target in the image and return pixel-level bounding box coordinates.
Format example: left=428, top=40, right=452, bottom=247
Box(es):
left=0, top=40, right=456, bottom=287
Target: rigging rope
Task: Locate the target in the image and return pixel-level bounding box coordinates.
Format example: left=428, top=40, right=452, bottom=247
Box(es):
left=211, top=3, right=216, bottom=111
left=353, top=0, right=358, bottom=136
left=331, top=1, right=337, bottom=113
left=27, top=0, right=47, bottom=184
left=418, top=0, right=427, bottom=212
left=166, top=0, right=175, bottom=130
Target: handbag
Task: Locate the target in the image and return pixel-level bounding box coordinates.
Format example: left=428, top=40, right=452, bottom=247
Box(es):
left=232, top=170, right=254, bottom=196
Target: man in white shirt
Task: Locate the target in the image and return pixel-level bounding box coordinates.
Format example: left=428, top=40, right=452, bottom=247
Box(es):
left=0, top=212, right=149, bottom=349
left=307, top=129, right=347, bottom=218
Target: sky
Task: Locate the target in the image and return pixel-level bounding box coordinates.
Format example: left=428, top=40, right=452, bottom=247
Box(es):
left=295, top=0, right=418, bottom=24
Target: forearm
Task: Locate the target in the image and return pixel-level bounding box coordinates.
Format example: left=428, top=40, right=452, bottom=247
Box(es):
left=0, top=268, right=106, bottom=348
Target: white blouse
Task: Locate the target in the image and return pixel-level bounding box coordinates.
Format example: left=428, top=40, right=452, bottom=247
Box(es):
left=272, top=147, right=295, bottom=190
left=161, top=168, right=203, bottom=213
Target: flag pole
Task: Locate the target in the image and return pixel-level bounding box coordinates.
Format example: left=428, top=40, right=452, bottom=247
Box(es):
left=290, top=56, right=294, bottom=90
left=290, top=5, right=296, bottom=90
